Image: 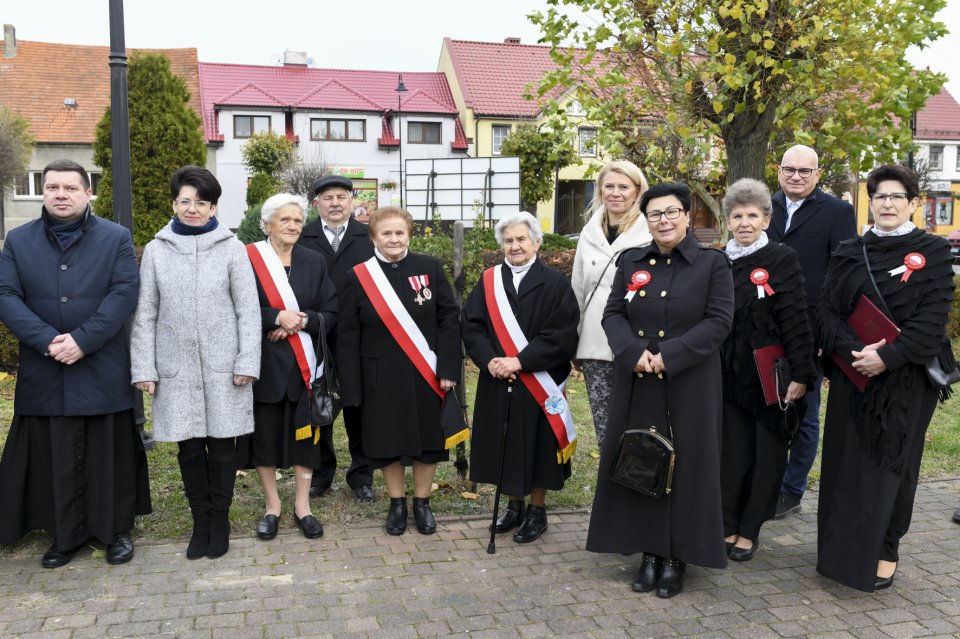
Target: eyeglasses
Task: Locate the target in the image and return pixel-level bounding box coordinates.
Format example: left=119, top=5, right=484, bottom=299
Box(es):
left=646, top=207, right=685, bottom=222
left=870, top=193, right=909, bottom=204
left=176, top=198, right=212, bottom=210
left=779, top=166, right=817, bottom=178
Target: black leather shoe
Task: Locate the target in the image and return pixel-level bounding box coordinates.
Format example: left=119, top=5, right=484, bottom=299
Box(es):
left=413, top=497, right=437, bottom=535
left=354, top=485, right=375, bottom=503
left=386, top=497, right=407, bottom=535
left=875, top=571, right=896, bottom=590
left=256, top=514, right=280, bottom=540
left=632, top=554, right=663, bottom=593
left=513, top=504, right=548, bottom=544
left=41, top=543, right=78, bottom=569
left=953, top=507, right=960, bottom=524
left=106, top=533, right=134, bottom=565
left=293, top=513, right=324, bottom=539
left=725, top=541, right=735, bottom=555
left=308, top=484, right=330, bottom=498
left=490, top=500, right=524, bottom=534
left=656, top=559, right=686, bottom=598
left=729, top=538, right=758, bottom=562
left=775, top=492, right=801, bottom=520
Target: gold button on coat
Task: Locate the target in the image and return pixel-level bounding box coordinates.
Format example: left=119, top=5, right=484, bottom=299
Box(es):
left=661, top=290, right=667, bottom=297
left=649, top=258, right=656, bottom=265
left=658, top=330, right=665, bottom=337
left=638, top=330, right=645, bottom=336
left=639, top=290, right=646, bottom=297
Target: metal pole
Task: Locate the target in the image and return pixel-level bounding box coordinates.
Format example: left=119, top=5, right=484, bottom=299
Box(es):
left=452, top=221, right=469, bottom=479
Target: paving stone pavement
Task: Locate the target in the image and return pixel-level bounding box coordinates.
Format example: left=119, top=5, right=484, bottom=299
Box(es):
left=1, top=479, right=959, bottom=638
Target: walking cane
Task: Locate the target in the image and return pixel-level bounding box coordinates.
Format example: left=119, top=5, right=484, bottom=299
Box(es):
left=487, top=378, right=514, bottom=555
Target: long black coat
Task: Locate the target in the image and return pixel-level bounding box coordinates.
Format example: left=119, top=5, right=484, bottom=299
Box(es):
left=463, top=261, right=580, bottom=496
left=338, top=252, right=461, bottom=459
left=252, top=244, right=338, bottom=403
left=298, top=218, right=374, bottom=295
left=586, top=233, right=733, bottom=569
left=0, top=209, right=139, bottom=416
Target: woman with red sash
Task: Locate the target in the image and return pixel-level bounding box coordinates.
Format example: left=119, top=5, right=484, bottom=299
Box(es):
left=338, top=207, right=461, bottom=535
left=463, top=211, right=580, bottom=545
left=237, top=193, right=338, bottom=541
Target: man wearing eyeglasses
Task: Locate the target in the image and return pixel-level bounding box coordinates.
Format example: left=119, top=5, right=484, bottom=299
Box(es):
left=299, top=176, right=375, bottom=502
left=768, top=144, right=857, bottom=520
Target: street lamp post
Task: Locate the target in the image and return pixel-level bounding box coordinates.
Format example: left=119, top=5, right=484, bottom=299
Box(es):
left=396, top=74, right=408, bottom=208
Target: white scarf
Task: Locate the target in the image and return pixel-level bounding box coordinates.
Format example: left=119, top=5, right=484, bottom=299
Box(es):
left=504, top=255, right=537, bottom=290
left=869, top=221, right=916, bottom=237
left=374, top=247, right=409, bottom=262
left=725, top=231, right=769, bottom=261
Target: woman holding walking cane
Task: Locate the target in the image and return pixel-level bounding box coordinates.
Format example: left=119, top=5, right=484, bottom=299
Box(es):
left=463, top=212, right=580, bottom=546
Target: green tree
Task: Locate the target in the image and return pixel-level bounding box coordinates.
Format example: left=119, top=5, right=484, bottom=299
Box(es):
left=0, top=107, right=33, bottom=236
left=245, top=172, right=276, bottom=208
left=241, top=131, right=294, bottom=177
left=531, top=0, right=947, bottom=225
left=499, top=125, right=579, bottom=212
left=93, top=53, right=205, bottom=246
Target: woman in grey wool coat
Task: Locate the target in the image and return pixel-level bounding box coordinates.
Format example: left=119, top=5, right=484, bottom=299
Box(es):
left=131, top=166, right=261, bottom=560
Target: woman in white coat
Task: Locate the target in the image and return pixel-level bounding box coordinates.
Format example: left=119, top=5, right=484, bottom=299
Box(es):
left=131, top=166, right=260, bottom=560
left=571, top=161, right=652, bottom=446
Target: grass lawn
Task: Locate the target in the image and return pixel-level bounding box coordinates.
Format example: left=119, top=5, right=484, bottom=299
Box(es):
left=0, top=361, right=958, bottom=553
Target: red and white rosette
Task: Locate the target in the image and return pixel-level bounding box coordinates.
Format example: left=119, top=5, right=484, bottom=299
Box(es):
left=750, top=268, right=775, bottom=298
left=888, top=252, right=925, bottom=283
left=624, top=270, right=651, bottom=302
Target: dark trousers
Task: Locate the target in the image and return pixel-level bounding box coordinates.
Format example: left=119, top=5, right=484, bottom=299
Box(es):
left=721, top=398, right=789, bottom=541
left=779, top=373, right=822, bottom=498
left=312, top=405, right=372, bottom=491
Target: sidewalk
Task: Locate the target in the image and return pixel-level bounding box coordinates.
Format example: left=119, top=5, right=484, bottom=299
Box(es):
left=1, top=479, right=958, bottom=638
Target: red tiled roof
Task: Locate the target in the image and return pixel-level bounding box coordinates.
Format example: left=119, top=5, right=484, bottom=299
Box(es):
left=444, top=38, right=582, bottom=118
left=378, top=116, right=399, bottom=147
left=916, top=86, right=960, bottom=141
left=198, top=63, right=461, bottom=143
left=452, top=118, right=469, bottom=151
left=0, top=40, right=200, bottom=144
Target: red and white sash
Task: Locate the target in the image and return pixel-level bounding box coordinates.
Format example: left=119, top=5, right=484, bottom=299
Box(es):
left=482, top=266, right=577, bottom=463
left=246, top=241, right=319, bottom=393
left=353, top=257, right=444, bottom=398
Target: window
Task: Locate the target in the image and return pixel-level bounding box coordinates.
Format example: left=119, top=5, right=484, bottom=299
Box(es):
left=12, top=171, right=42, bottom=197
left=579, top=128, right=597, bottom=157
left=492, top=125, right=511, bottom=155
left=956, top=145, right=960, bottom=171
left=567, top=99, right=585, bottom=116
left=929, top=145, right=944, bottom=171
left=407, top=121, right=441, bottom=144
left=233, top=115, right=271, bottom=139
left=310, top=119, right=365, bottom=141
left=89, top=172, right=101, bottom=197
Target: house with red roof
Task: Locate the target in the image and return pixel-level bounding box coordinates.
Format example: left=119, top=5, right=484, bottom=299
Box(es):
left=438, top=37, right=605, bottom=234
left=0, top=25, right=202, bottom=236
left=199, top=55, right=469, bottom=226
left=914, top=87, right=960, bottom=233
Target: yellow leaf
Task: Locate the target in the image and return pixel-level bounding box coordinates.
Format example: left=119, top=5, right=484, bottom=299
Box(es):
left=590, top=452, right=600, bottom=460
left=763, top=40, right=774, bottom=50
left=724, top=53, right=736, bottom=65
left=730, top=5, right=743, bottom=20
left=431, top=482, right=439, bottom=492
left=713, top=100, right=724, bottom=114
left=0, top=372, right=10, bottom=381
left=461, top=491, right=479, bottom=500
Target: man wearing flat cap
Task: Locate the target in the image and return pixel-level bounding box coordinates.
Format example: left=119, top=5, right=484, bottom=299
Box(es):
left=299, top=175, right=375, bottom=501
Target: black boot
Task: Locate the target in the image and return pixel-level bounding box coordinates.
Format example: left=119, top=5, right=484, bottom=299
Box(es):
left=513, top=504, right=548, bottom=543
left=632, top=553, right=663, bottom=593
left=413, top=497, right=436, bottom=535
left=177, top=449, right=210, bottom=560
left=386, top=497, right=407, bottom=535
left=206, top=458, right=236, bottom=559
left=490, top=499, right=525, bottom=534
left=656, top=558, right=686, bottom=598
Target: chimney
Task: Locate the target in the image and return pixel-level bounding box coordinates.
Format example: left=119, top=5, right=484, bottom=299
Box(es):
left=4, top=24, right=16, bottom=58
left=283, top=50, right=308, bottom=66
left=504, top=37, right=520, bottom=45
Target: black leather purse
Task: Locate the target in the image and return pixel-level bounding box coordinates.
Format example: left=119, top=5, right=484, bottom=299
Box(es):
left=609, top=378, right=676, bottom=498
left=311, top=315, right=342, bottom=427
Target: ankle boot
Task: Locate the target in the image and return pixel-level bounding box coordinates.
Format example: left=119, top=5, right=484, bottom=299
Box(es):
left=490, top=499, right=525, bottom=534
left=386, top=497, right=407, bottom=535
left=412, top=497, right=436, bottom=535
left=656, top=558, right=686, bottom=598
left=632, top=553, right=663, bottom=593
left=513, top=504, right=548, bottom=543
left=177, top=450, right=210, bottom=560
left=206, top=458, right=236, bottom=559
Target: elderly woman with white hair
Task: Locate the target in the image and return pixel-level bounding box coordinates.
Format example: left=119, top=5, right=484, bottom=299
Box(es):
left=463, top=211, right=580, bottom=544
left=237, top=193, right=338, bottom=541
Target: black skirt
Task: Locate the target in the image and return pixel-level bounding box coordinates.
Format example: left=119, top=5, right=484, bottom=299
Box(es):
left=367, top=449, right=449, bottom=470
left=236, top=399, right=325, bottom=470
left=0, top=410, right=152, bottom=551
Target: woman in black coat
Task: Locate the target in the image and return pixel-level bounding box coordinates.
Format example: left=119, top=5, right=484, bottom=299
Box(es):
left=237, top=193, right=338, bottom=541
left=463, top=211, right=580, bottom=545
left=817, top=164, right=955, bottom=592
left=718, top=179, right=814, bottom=562
left=338, top=207, right=461, bottom=536
left=586, top=182, right=734, bottom=599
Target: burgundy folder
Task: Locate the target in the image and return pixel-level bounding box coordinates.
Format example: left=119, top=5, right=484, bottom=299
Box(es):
left=753, top=344, right=786, bottom=405
left=829, top=294, right=900, bottom=391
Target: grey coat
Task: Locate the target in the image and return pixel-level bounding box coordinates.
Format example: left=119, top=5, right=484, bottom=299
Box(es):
left=130, top=221, right=261, bottom=441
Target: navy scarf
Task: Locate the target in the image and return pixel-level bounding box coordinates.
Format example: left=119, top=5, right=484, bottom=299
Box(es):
left=172, top=216, right=219, bottom=236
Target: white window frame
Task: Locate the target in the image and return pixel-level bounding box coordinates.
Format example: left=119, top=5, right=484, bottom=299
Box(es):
left=310, top=118, right=366, bottom=142
left=579, top=127, right=598, bottom=157
left=929, top=144, right=944, bottom=171
left=492, top=125, right=511, bottom=155
left=234, top=114, right=272, bottom=139
left=567, top=99, right=586, bottom=116
left=12, top=171, right=43, bottom=199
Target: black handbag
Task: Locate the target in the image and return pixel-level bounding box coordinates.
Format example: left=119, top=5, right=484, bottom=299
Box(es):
left=609, top=378, right=676, bottom=498
left=310, top=315, right=342, bottom=427
left=861, top=244, right=960, bottom=388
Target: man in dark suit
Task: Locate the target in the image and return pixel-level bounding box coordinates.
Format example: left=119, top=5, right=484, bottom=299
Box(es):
left=298, top=176, right=375, bottom=501
left=767, top=144, right=857, bottom=519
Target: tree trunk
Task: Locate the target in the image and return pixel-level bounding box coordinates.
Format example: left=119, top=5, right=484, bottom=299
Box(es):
left=724, top=103, right=779, bottom=185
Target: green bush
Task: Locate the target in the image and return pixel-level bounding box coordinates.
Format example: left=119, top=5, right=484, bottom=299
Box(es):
left=245, top=173, right=276, bottom=209
left=235, top=206, right=266, bottom=245
left=947, top=275, right=960, bottom=340
left=541, top=232, right=577, bottom=251
left=0, top=324, right=19, bottom=372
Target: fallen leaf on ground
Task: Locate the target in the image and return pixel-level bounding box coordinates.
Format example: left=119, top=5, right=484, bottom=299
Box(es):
left=590, top=452, right=600, bottom=459
left=461, top=492, right=479, bottom=500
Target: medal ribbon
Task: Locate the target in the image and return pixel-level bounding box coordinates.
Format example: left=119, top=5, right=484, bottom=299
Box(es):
left=624, top=270, right=651, bottom=302
left=888, top=252, right=926, bottom=283
left=750, top=268, right=775, bottom=298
